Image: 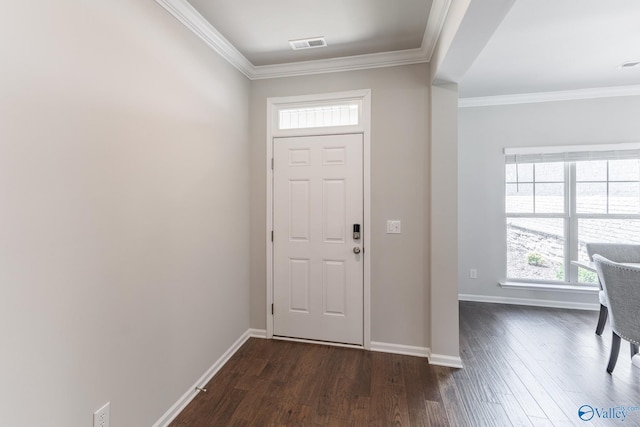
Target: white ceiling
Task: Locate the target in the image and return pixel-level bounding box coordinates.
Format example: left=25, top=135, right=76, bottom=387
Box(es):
left=460, top=0, right=640, bottom=98
left=186, top=0, right=433, bottom=66
left=160, top=0, right=640, bottom=92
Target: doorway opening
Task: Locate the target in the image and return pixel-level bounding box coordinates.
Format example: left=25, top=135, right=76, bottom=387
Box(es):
left=266, top=89, right=371, bottom=349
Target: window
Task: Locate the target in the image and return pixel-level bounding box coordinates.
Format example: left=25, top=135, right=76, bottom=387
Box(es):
left=278, top=104, right=359, bottom=130
left=505, top=144, right=640, bottom=285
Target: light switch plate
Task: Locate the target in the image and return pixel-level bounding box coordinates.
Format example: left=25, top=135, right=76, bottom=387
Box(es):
left=386, top=220, right=401, bottom=234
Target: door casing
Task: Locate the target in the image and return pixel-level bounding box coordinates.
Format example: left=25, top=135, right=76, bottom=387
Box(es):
left=266, top=89, right=371, bottom=349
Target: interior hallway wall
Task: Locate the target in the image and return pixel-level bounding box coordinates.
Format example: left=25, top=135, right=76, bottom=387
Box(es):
left=0, top=1, right=251, bottom=425
left=458, top=95, right=640, bottom=306
left=429, top=83, right=460, bottom=362
left=249, top=64, right=431, bottom=348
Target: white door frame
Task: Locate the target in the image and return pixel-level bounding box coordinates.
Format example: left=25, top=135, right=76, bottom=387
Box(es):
left=266, top=89, right=372, bottom=349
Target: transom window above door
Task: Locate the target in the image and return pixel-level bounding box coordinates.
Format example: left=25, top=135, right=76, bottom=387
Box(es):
left=278, top=104, right=359, bottom=130
left=271, top=96, right=365, bottom=136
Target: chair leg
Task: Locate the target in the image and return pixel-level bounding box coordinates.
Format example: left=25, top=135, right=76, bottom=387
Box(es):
left=607, top=332, right=622, bottom=374
left=595, top=304, right=608, bottom=336
left=631, top=343, right=639, bottom=359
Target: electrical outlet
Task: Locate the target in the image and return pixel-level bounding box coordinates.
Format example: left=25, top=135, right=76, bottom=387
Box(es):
left=94, top=402, right=110, bottom=427
left=469, top=269, right=478, bottom=279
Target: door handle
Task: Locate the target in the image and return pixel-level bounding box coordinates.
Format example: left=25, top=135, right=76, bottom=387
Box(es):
left=353, top=247, right=361, bottom=254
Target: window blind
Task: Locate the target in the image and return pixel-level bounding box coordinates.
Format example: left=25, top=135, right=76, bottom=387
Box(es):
left=504, top=142, right=640, bottom=164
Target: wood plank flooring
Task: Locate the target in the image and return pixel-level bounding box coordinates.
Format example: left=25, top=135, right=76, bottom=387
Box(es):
left=170, top=302, right=640, bottom=426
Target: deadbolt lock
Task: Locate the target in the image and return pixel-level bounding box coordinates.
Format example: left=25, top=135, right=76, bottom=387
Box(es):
left=353, top=224, right=361, bottom=240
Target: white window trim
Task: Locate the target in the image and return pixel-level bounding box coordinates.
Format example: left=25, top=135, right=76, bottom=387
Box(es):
left=265, top=89, right=372, bottom=349
left=499, top=281, right=599, bottom=294
left=504, top=142, right=640, bottom=156
left=505, top=143, right=640, bottom=164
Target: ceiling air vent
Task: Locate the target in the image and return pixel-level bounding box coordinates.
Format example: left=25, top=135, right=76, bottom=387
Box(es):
left=620, top=61, right=640, bottom=69
left=289, top=37, right=327, bottom=50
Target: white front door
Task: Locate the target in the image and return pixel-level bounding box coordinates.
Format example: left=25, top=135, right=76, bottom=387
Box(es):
left=273, top=133, right=364, bottom=345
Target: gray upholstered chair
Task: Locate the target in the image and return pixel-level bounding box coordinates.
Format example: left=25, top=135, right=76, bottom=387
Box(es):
left=593, top=254, right=640, bottom=373
left=586, top=243, right=640, bottom=335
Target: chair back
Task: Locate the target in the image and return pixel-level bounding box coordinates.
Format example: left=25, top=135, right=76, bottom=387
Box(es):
left=593, top=255, right=640, bottom=345
left=586, top=243, right=640, bottom=263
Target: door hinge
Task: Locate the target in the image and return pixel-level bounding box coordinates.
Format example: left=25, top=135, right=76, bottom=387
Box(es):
left=271, top=158, right=274, bottom=170
left=271, top=303, right=274, bottom=315
left=271, top=230, right=274, bottom=242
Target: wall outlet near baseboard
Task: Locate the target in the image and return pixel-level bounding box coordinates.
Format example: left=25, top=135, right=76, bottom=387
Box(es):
left=94, top=402, right=110, bottom=427
left=469, top=269, right=478, bottom=279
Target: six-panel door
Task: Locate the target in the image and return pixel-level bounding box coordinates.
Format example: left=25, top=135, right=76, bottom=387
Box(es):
left=273, top=133, right=364, bottom=345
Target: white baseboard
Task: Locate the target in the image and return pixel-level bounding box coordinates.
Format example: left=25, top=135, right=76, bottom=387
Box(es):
left=459, top=293, right=599, bottom=311
left=370, top=341, right=464, bottom=369
left=248, top=328, right=267, bottom=338
left=429, top=353, right=464, bottom=369
left=370, top=341, right=430, bottom=358
left=153, top=329, right=252, bottom=427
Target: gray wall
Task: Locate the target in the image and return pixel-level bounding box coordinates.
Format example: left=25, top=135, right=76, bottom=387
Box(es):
left=458, top=95, right=640, bottom=305
left=0, top=1, right=250, bottom=425
left=250, top=64, right=431, bottom=347
left=430, top=83, right=460, bottom=361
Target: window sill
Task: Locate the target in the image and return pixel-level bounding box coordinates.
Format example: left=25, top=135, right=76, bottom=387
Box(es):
left=499, top=281, right=599, bottom=294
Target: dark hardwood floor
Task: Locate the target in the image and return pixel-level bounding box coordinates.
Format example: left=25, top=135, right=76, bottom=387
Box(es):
left=170, top=302, right=640, bottom=426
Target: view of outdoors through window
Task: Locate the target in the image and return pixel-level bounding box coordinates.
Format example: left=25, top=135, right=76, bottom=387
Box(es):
left=506, top=159, right=640, bottom=284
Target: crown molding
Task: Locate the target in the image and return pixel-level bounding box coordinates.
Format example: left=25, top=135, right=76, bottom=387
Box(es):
left=250, top=0, right=452, bottom=79
left=156, top=0, right=452, bottom=80
left=422, top=0, right=452, bottom=60
left=154, top=0, right=254, bottom=78
left=459, top=84, right=640, bottom=108
left=251, top=48, right=429, bottom=80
